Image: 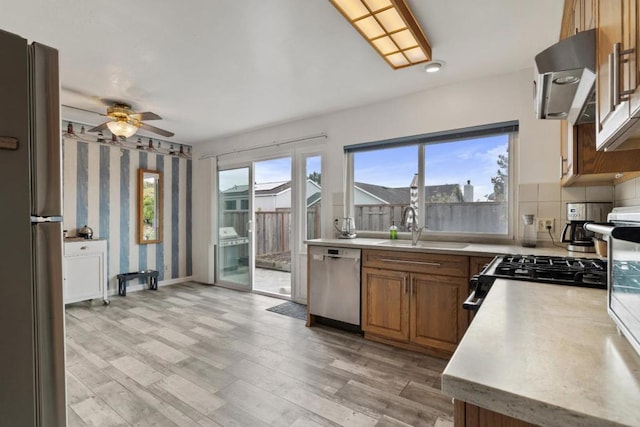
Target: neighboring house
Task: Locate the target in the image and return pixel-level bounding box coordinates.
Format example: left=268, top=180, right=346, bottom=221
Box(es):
left=254, top=181, right=291, bottom=211
left=222, top=179, right=322, bottom=211
left=354, top=182, right=465, bottom=205
left=222, top=180, right=467, bottom=210
left=221, top=184, right=250, bottom=211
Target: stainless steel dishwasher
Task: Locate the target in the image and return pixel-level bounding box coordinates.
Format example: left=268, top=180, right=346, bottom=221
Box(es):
left=308, top=246, right=361, bottom=328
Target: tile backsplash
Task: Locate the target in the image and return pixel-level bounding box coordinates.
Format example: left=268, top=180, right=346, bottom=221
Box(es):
left=614, top=176, right=640, bottom=207
left=518, top=183, right=614, bottom=243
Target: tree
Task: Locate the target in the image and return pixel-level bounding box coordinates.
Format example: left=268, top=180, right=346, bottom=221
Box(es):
left=489, top=154, right=508, bottom=201
left=308, top=171, right=321, bottom=185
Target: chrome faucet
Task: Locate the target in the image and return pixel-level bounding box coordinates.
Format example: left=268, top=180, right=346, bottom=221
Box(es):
left=401, top=206, right=425, bottom=246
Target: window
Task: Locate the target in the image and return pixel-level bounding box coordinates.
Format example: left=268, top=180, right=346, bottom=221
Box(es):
left=224, top=200, right=236, bottom=211
left=346, top=122, right=515, bottom=237
left=305, top=155, right=322, bottom=240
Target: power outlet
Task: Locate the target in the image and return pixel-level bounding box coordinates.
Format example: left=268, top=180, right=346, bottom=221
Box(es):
left=536, top=218, right=554, bottom=233
left=164, top=265, right=169, bottom=272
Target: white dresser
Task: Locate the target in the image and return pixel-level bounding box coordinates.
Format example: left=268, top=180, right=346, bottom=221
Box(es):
left=63, top=239, right=109, bottom=305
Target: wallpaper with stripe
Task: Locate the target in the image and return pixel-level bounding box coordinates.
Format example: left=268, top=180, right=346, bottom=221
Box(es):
left=62, top=137, right=193, bottom=291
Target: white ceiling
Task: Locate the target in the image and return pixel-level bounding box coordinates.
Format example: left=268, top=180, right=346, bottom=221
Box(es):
left=0, top=0, right=564, bottom=144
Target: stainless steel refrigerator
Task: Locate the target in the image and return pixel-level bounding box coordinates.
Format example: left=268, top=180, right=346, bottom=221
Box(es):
left=0, top=29, right=66, bottom=426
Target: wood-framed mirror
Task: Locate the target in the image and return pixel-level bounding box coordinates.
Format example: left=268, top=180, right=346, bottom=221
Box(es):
left=138, top=168, right=163, bottom=244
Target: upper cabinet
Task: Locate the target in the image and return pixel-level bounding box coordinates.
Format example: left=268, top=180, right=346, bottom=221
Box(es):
left=559, top=0, right=640, bottom=185
left=561, top=122, right=640, bottom=185
left=560, top=0, right=595, bottom=39
left=595, top=0, right=640, bottom=150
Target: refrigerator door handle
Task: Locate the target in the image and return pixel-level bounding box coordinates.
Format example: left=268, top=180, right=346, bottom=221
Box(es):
left=31, top=215, right=63, bottom=223
left=33, top=221, right=67, bottom=425
left=29, top=43, right=62, bottom=217
left=0, top=136, right=19, bottom=150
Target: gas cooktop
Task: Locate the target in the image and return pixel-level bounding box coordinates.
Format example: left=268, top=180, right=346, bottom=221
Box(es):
left=472, top=254, right=607, bottom=298
left=464, top=254, right=608, bottom=312
left=490, top=254, right=607, bottom=288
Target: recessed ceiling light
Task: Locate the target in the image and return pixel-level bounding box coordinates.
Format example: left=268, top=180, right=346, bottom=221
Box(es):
left=423, top=60, right=445, bottom=73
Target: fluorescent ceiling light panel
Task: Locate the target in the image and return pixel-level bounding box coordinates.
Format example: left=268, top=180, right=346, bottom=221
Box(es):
left=330, top=0, right=432, bottom=69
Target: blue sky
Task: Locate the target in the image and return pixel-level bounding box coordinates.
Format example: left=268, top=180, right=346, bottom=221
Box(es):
left=219, top=136, right=507, bottom=202
left=219, top=155, right=321, bottom=191
left=355, top=135, right=508, bottom=201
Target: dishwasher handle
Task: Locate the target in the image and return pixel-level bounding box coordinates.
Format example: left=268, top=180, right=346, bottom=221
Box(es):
left=325, top=254, right=360, bottom=260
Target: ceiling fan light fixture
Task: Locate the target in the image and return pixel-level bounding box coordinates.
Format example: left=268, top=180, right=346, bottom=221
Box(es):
left=330, top=0, right=431, bottom=69
left=107, top=119, right=138, bottom=138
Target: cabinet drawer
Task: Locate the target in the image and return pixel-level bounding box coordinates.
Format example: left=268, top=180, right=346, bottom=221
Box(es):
left=362, top=249, right=468, bottom=277
left=64, top=239, right=106, bottom=256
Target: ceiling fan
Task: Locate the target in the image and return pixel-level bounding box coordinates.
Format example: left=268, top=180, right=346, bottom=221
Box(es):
left=63, top=102, right=174, bottom=138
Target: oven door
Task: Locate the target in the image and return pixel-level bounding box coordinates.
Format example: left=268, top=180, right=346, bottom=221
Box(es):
left=462, top=257, right=501, bottom=312
left=462, top=287, right=483, bottom=312
left=585, top=222, right=640, bottom=357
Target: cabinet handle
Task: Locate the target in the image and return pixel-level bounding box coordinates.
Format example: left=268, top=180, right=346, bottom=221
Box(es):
left=609, top=51, right=615, bottom=110
left=613, top=42, right=636, bottom=106
left=380, top=258, right=441, bottom=267
left=403, top=275, right=408, bottom=294
left=411, top=278, right=416, bottom=295
left=80, top=246, right=87, bottom=250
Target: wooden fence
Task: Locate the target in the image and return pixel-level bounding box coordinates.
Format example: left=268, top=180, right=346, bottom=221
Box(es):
left=223, top=203, right=321, bottom=256
left=355, top=202, right=508, bottom=233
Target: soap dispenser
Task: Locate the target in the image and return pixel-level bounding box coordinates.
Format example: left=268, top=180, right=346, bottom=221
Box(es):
left=389, top=221, right=398, bottom=240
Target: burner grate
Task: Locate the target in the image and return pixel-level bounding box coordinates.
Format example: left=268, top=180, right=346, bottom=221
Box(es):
left=489, top=254, right=607, bottom=288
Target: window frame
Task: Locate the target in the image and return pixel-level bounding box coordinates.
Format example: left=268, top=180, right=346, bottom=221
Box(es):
left=346, top=123, right=517, bottom=243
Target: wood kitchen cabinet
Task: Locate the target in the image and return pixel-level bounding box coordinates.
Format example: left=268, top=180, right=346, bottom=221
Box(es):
left=562, top=0, right=595, bottom=37
left=361, top=249, right=469, bottom=358
left=410, top=272, right=468, bottom=353
left=560, top=122, right=640, bottom=185
left=361, top=267, right=409, bottom=341
left=558, top=0, right=640, bottom=184
left=595, top=0, right=636, bottom=148
left=454, top=400, right=538, bottom=427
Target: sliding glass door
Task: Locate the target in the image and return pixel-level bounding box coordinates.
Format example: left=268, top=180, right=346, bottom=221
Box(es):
left=215, top=149, right=324, bottom=301
left=217, top=167, right=252, bottom=289
left=253, top=157, right=292, bottom=297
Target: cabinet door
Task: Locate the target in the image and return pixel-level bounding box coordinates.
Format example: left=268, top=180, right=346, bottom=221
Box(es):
left=361, top=267, right=409, bottom=341
left=64, top=254, right=103, bottom=303
left=583, top=0, right=596, bottom=31
left=629, top=0, right=640, bottom=114
left=410, top=273, right=468, bottom=353
left=455, top=400, right=538, bottom=427
left=574, top=0, right=583, bottom=35
left=560, top=120, right=573, bottom=182
left=597, top=0, right=632, bottom=147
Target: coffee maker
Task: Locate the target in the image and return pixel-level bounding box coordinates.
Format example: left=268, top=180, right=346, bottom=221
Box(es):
left=561, top=202, right=612, bottom=252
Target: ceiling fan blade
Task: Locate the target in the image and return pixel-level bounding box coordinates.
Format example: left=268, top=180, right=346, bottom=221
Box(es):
left=139, top=122, right=175, bottom=137
left=62, top=104, right=108, bottom=117
left=88, top=122, right=111, bottom=133
left=130, top=111, right=162, bottom=121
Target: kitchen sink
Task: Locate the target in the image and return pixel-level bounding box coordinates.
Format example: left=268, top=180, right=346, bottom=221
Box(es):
left=374, top=240, right=468, bottom=249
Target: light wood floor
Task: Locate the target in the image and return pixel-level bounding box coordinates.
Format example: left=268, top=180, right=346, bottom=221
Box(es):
left=65, top=282, right=454, bottom=427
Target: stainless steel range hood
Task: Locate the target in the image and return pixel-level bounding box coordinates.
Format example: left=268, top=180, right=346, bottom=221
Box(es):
left=534, top=29, right=595, bottom=125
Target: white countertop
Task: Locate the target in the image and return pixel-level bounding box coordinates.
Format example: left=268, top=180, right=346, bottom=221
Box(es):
left=441, top=279, right=640, bottom=427
left=306, top=238, right=571, bottom=257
